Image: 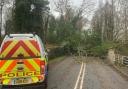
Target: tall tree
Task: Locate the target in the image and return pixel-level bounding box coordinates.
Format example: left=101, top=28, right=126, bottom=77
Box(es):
left=0, top=0, right=12, bottom=43
left=92, top=1, right=115, bottom=42
left=13, top=0, right=49, bottom=37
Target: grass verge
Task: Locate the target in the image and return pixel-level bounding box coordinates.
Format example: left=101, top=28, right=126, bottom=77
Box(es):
left=49, top=56, right=66, bottom=64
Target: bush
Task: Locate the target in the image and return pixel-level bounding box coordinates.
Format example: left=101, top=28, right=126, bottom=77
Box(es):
left=48, top=47, right=66, bottom=59
left=91, top=46, right=106, bottom=57
left=90, top=41, right=116, bottom=57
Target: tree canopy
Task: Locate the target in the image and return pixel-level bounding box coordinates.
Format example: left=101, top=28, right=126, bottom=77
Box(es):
left=13, top=0, right=49, bottom=36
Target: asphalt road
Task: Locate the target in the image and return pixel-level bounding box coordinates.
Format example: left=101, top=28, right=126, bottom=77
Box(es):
left=48, top=57, right=128, bottom=89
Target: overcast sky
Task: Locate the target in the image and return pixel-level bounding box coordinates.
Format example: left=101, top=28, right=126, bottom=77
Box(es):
left=48, top=0, right=101, bottom=18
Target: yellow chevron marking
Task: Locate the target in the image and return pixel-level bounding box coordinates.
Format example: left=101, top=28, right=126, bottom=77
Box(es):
left=23, top=40, right=41, bottom=56
left=0, top=40, right=19, bottom=57
left=12, top=46, right=30, bottom=58
left=1, top=60, right=13, bottom=72
left=28, top=59, right=40, bottom=71
left=22, top=65, right=30, bottom=71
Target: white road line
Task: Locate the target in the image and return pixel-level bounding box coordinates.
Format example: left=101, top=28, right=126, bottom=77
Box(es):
left=74, top=62, right=84, bottom=89
left=80, top=63, right=86, bottom=89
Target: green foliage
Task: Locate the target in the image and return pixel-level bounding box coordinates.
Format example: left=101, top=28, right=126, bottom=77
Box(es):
left=47, top=15, right=104, bottom=55
left=47, top=15, right=76, bottom=44
left=91, top=46, right=105, bottom=56
left=117, top=43, right=128, bottom=56
left=48, top=47, right=66, bottom=59
left=84, top=32, right=101, bottom=49
left=47, top=14, right=83, bottom=54
left=46, top=4, right=116, bottom=57
left=63, top=32, right=82, bottom=54
left=102, top=41, right=116, bottom=48
left=5, top=19, right=14, bottom=33
left=13, top=0, right=49, bottom=36
left=91, top=41, right=117, bottom=56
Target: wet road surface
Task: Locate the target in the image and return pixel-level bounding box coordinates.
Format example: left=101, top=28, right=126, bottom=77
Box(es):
left=48, top=57, right=128, bottom=89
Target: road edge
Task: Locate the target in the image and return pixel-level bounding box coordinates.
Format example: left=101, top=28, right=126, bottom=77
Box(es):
left=105, top=60, right=128, bottom=81
left=112, top=65, right=128, bottom=81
